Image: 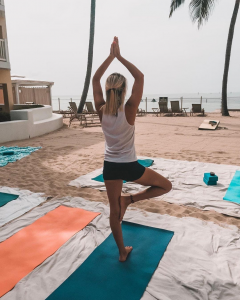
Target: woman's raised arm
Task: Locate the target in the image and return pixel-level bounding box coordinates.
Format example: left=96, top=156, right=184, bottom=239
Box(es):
left=113, top=37, right=144, bottom=110
left=92, top=43, right=115, bottom=112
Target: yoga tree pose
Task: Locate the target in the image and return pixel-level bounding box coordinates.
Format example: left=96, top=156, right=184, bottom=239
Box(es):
left=92, top=37, right=172, bottom=262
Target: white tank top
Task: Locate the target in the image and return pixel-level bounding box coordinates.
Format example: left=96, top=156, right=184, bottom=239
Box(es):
left=101, top=105, right=137, bottom=162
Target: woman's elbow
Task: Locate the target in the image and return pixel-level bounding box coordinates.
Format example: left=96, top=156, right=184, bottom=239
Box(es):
left=138, top=73, right=144, bottom=81
left=92, top=75, right=100, bottom=83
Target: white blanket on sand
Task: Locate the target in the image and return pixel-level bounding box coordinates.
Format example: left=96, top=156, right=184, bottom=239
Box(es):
left=0, top=186, right=46, bottom=227
left=69, top=157, right=240, bottom=218
left=1, top=195, right=240, bottom=300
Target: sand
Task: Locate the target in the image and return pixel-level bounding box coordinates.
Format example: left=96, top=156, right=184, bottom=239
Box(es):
left=1, top=111, right=240, bottom=228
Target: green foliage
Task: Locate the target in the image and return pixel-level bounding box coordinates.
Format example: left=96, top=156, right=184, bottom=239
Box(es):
left=169, top=0, right=185, bottom=17
left=169, top=0, right=216, bottom=28
left=0, top=112, right=10, bottom=122
left=189, top=0, right=216, bottom=28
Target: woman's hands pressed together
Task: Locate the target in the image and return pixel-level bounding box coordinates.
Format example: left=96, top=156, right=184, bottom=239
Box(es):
left=110, top=36, right=121, bottom=60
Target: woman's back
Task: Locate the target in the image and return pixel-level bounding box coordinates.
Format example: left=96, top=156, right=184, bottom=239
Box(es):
left=102, top=105, right=137, bottom=163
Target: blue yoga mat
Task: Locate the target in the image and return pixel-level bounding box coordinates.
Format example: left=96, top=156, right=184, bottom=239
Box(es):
left=92, top=159, right=154, bottom=183
left=47, top=221, right=173, bottom=300
left=0, top=146, right=41, bottom=167
left=223, top=170, right=240, bottom=204
left=0, top=192, right=19, bottom=207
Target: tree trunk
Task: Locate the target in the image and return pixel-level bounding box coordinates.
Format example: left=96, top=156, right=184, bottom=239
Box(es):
left=221, top=0, right=240, bottom=116
left=77, top=0, right=96, bottom=113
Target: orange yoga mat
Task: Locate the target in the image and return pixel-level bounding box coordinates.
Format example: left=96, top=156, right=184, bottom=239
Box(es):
left=0, top=205, right=100, bottom=297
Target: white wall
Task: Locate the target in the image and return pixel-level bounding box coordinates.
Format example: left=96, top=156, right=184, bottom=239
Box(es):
left=0, top=105, right=63, bottom=143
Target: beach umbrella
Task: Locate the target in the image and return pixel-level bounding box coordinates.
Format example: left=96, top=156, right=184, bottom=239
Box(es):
left=169, top=0, right=240, bottom=116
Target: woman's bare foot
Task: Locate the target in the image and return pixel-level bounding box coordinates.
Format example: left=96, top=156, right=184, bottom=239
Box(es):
left=119, top=195, right=131, bottom=221
left=119, top=246, right=133, bottom=262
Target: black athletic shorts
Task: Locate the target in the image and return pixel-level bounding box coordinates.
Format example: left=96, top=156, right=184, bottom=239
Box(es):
left=103, top=160, right=145, bottom=182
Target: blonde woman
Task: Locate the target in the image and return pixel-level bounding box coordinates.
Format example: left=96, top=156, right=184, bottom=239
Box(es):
left=92, top=37, right=172, bottom=262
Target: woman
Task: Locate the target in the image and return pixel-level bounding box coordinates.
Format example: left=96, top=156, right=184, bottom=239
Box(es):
left=92, top=37, right=172, bottom=262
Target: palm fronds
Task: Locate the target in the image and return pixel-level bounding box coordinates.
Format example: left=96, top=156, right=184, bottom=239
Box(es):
left=189, top=0, right=217, bottom=28
left=169, top=0, right=186, bottom=17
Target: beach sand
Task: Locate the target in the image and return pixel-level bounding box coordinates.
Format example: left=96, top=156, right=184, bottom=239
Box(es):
left=1, top=112, right=240, bottom=228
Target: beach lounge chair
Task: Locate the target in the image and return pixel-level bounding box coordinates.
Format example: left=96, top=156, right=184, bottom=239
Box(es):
left=190, top=104, right=205, bottom=116
left=170, top=101, right=183, bottom=115
left=69, top=102, right=100, bottom=127
left=137, top=108, right=146, bottom=116
left=159, top=102, right=170, bottom=115
left=85, top=102, right=98, bottom=114
left=68, top=102, right=82, bottom=126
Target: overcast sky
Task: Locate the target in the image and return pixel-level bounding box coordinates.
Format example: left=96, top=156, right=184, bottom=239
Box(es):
left=4, top=0, right=240, bottom=96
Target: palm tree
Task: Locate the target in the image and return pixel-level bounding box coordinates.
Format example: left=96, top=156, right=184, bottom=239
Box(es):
left=77, top=0, right=96, bottom=113
left=169, top=0, right=240, bottom=116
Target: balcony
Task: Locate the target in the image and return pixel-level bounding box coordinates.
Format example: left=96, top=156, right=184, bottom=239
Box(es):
left=0, top=39, right=10, bottom=69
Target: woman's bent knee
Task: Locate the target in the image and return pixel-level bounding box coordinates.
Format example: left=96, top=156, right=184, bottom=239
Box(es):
left=159, top=179, right=172, bottom=193
left=165, top=180, right=172, bottom=193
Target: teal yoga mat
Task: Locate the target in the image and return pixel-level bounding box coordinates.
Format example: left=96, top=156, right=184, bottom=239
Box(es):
left=47, top=221, right=174, bottom=300
left=223, top=170, right=240, bottom=204
left=0, top=192, right=19, bottom=207
left=92, top=159, right=154, bottom=183
left=0, top=146, right=41, bottom=167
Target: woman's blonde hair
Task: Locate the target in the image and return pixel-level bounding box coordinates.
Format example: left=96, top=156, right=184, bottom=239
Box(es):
left=103, top=73, right=127, bottom=115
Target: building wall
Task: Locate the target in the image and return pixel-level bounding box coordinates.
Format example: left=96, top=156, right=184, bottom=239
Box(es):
left=0, top=87, right=4, bottom=103
left=0, top=12, right=7, bottom=39
left=0, top=4, right=13, bottom=112
left=0, top=69, right=14, bottom=111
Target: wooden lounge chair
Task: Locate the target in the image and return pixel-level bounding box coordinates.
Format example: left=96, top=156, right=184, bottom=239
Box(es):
left=137, top=108, right=146, bottom=116
left=170, top=101, right=183, bottom=115
left=68, top=102, right=82, bottom=126
left=190, top=104, right=205, bottom=116
left=85, top=102, right=98, bottom=114
left=69, top=101, right=100, bottom=127
left=159, top=102, right=170, bottom=115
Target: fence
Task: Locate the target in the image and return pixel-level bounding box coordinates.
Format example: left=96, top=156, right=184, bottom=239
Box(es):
left=12, top=87, right=51, bottom=105
left=52, top=96, right=240, bottom=113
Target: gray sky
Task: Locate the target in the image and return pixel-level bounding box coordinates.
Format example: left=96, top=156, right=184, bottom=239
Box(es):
left=5, top=0, right=240, bottom=96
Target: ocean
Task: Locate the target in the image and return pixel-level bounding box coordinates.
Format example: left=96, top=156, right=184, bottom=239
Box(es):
left=52, top=93, right=240, bottom=113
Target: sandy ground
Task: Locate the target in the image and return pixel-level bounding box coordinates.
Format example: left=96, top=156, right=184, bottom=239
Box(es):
left=1, top=112, right=240, bottom=228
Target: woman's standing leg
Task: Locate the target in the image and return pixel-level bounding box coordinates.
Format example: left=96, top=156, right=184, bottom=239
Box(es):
left=104, top=179, right=133, bottom=262
left=120, top=168, right=172, bottom=221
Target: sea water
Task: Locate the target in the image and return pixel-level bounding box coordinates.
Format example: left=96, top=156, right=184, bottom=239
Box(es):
left=52, top=93, right=240, bottom=113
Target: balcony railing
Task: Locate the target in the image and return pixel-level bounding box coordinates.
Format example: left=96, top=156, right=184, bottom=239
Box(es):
left=0, top=39, right=7, bottom=61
